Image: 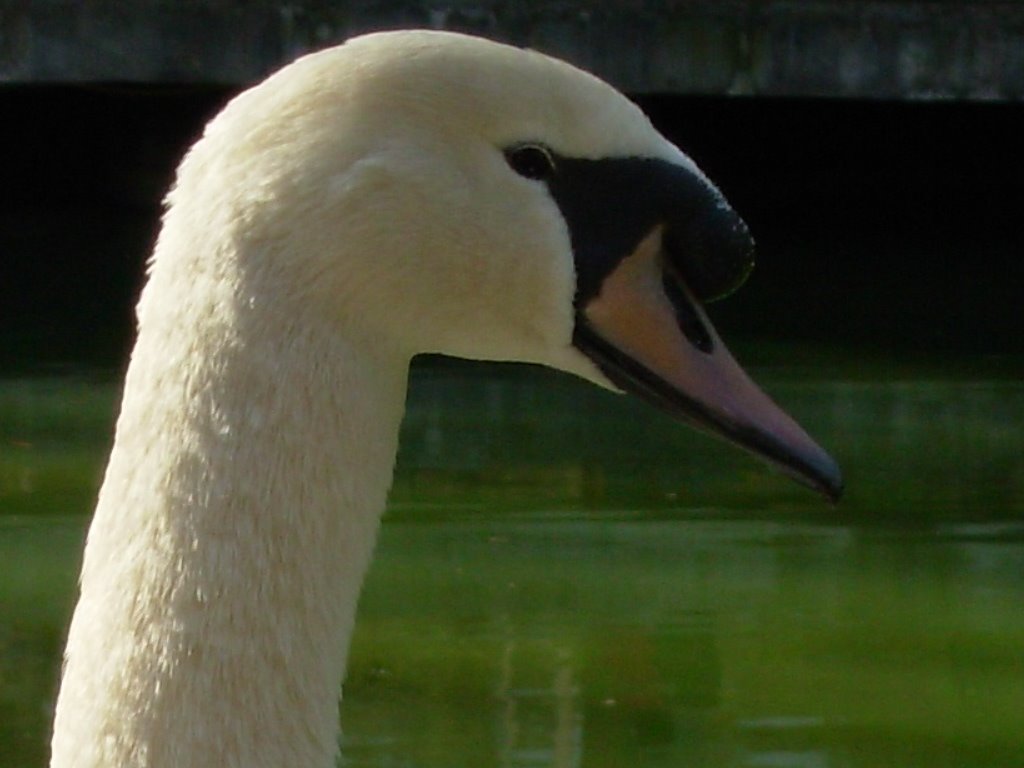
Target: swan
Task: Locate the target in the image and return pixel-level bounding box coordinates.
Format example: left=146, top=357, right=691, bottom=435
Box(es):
left=50, top=30, right=841, bottom=768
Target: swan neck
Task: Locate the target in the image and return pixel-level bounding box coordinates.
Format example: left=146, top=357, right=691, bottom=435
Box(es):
left=51, top=301, right=408, bottom=768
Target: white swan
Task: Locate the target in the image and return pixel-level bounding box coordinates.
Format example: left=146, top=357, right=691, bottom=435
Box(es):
left=50, top=30, right=840, bottom=768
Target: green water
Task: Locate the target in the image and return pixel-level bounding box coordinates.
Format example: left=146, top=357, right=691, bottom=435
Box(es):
left=2, top=354, right=1023, bottom=767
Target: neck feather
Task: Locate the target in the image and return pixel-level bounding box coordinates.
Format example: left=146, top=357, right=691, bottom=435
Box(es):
left=51, top=255, right=409, bottom=768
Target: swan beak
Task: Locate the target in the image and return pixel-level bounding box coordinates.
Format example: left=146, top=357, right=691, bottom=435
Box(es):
left=572, top=227, right=843, bottom=502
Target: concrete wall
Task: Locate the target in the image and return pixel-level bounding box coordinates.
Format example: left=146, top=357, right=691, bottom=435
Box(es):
left=1, top=1, right=1023, bottom=99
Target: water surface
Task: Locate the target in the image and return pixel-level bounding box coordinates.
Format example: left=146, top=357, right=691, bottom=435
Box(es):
left=1, top=355, right=1022, bottom=767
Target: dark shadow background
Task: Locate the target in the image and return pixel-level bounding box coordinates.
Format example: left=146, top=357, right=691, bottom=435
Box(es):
left=1, top=85, right=1022, bottom=367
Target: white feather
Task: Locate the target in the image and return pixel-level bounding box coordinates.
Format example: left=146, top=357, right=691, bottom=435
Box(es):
left=50, top=30, right=684, bottom=768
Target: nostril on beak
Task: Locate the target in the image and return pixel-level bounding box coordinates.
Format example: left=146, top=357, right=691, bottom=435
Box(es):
left=662, top=268, right=714, bottom=354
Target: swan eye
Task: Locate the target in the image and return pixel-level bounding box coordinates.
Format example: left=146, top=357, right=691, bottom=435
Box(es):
left=505, top=144, right=556, bottom=181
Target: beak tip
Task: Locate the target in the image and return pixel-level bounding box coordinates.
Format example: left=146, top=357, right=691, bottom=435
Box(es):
left=823, top=479, right=844, bottom=506
left=808, top=453, right=844, bottom=505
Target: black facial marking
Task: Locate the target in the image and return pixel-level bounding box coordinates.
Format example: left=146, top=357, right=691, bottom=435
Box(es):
left=501, top=148, right=755, bottom=308
left=662, top=203, right=755, bottom=305
left=550, top=156, right=753, bottom=307
left=547, top=157, right=684, bottom=307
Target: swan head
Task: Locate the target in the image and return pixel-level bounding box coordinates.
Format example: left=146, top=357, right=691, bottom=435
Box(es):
left=171, top=30, right=841, bottom=500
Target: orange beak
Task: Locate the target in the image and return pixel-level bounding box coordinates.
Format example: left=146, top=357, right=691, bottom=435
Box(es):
left=573, top=226, right=843, bottom=502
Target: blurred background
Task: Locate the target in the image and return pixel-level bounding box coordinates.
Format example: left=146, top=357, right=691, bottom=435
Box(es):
left=2, top=3, right=1023, bottom=768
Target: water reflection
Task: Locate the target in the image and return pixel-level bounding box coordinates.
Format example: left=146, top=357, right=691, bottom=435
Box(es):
left=1, top=364, right=1023, bottom=767
left=394, top=366, right=1024, bottom=522
left=340, top=516, right=1024, bottom=767
left=496, top=644, right=582, bottom=767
